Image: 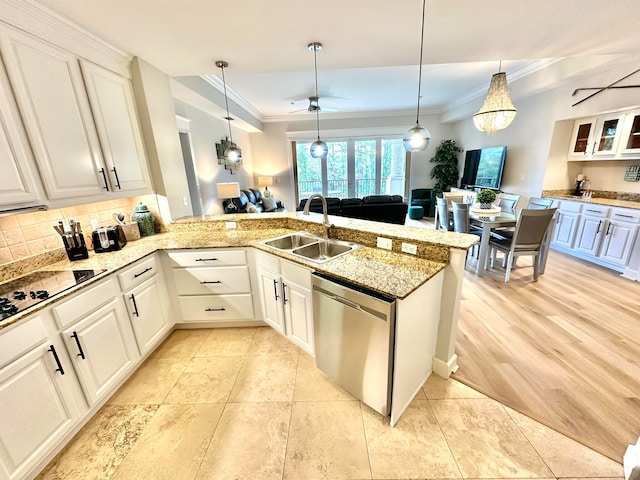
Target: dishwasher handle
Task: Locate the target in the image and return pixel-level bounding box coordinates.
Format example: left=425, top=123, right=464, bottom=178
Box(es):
left=313, top=288, right=388, bottom=322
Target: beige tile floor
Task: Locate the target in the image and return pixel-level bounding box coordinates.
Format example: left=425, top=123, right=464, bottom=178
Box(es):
left=37, top=327, right=624, bottom=480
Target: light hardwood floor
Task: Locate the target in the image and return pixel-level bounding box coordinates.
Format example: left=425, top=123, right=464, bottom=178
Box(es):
left=454, top=247, right=640, bottom=461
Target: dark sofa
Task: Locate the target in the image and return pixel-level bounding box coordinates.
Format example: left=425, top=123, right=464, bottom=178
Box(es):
left=223, top=188, right=287, bottom=213
left=298, top=195, right=408, bottom=225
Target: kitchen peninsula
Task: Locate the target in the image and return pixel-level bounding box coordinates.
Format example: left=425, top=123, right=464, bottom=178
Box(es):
left=0, top=212, right=477, bottom=480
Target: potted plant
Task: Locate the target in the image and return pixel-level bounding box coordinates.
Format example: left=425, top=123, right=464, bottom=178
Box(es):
left=476, top=189, right=497, bottom=209
left=430, top=139, right=462, bottom=195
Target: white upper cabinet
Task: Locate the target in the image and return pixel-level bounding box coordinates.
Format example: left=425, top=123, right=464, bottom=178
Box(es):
left=568, top=110, right=640, bottom=160
left=0, top=56, right=42, bottom=209
left=0, top=27, right=108, bottom=200
left=80, top=60, right=150, bottom=192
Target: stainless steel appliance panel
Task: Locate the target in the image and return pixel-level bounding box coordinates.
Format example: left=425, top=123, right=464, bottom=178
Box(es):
left=312, top=273, right=395, bottom=416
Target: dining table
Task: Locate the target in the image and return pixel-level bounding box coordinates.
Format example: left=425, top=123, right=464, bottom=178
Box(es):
left=469, top=209, right=517, bottom=276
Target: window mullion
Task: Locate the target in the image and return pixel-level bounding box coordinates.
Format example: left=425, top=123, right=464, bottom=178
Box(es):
left=347, top=139, right=356, bottom=197
left=375, top=138, right=382, bottom=195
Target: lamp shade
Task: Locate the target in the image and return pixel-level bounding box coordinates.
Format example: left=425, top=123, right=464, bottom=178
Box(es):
left=216, top=182, right=241, bottom=198
left=258, top=176, right=274, bottom=187
left=310, top=139, right=328, bottom=158
left=473, top=72, right=517, bottom=134
left=403, top=123, right=431, bottom=152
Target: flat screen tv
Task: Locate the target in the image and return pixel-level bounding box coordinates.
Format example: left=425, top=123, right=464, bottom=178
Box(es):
left=460, top=146, right=507, bottom=190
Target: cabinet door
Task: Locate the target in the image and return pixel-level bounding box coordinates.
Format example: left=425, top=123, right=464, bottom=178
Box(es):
left=283, top=280, right=314, bottom=356
left=0, top=28, right=106, bottom=199
left=618, top=109, right=640, bottom=155
left=62, top=299, right=139, bottom=405
left=80, top=60, right=150, bottom=192
left=0, top=57, right=42, bottom=208
left=591, top=113, right=625, bottom=157
left=599, top=221, right=639, bottom=266
left=0, top=342, right=79, bottom=480
left=568, top=117, right=596, bottom=158
left=574, top=216, right=605, bottom=255
left=124, top=277, right=170, bottom=356
left=551, top=212, right=579, bottom=248
left=257, top=267, right=286, bottom=335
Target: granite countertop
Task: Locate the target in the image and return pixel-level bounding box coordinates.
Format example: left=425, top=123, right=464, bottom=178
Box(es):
left=0, top=214, right=478, bottom=330
left=544, top=195, right=640, bottom=210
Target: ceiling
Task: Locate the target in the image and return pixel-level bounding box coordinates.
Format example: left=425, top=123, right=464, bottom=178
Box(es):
left=35, top=0, right=640, bottom=122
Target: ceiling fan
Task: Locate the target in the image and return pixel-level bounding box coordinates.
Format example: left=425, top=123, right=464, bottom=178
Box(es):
left=289, top=96, right=339, bottom=114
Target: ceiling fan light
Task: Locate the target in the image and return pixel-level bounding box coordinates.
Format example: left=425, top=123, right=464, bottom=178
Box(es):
left=403, top=123, right=431, bottom=152
left=310, top=139, right=328, bottom=158
left=224, top=145, right=242, bottom=162
left=474, top=72, right=517, bottom=134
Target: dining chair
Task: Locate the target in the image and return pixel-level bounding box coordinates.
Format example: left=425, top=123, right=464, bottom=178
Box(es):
left=451, top=201, right=481, bottom=257
left=496, top=193, right=520, bottom=212
left=443, top=192, right=465, bottom=207
left=488, top=208, right=557, bottom=282
left=527, top=197, right=554, bottom=209
left=435, top=197, right=453, bottom=231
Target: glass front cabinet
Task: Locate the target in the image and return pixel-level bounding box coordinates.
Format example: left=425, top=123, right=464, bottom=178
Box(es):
left=568, top=110, right=640, bottom=160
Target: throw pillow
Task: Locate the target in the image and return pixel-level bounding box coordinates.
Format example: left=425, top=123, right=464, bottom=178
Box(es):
left=246, top=201, right=259, bottom=213
left=262, top=194, right=277, bottom=211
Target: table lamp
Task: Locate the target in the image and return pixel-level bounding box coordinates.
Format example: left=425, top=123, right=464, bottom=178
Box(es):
left=258, top=176, right=274, bottom=198
left=216, top=182, right=241, bottom=213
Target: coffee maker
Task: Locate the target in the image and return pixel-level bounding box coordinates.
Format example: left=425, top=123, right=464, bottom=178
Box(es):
left=573, top=174, right=585, bottom=196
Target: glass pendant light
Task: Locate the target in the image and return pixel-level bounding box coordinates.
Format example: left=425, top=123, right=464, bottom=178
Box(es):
left=403, top=0, right=431, bottom=153
left=215, top=60, right=243, bottom=162
left=308, top=42, right=328, bottom=158
left=473, top=62, right=517, bottom=134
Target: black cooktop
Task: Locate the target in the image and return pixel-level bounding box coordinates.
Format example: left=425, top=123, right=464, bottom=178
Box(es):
left=0, top=269, right=107, bottom=322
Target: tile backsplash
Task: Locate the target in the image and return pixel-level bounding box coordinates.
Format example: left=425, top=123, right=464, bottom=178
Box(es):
left=0, top=195, right=161, bottom=265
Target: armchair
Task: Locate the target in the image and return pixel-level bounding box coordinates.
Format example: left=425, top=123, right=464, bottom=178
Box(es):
left=410, top=188, right=436, bottom=217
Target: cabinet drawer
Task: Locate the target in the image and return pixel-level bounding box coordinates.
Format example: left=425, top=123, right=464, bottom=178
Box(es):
left=178, top=294, right=254, bottom=321
left=558, top=201, right=583, bottom=213
left=173, top=266, right=251, bottom=295
left=53, top=279, right=118, bottom=328
left=0, top=316, right=47, bottom=369
left=168, top=249, right=246, bottom=267
left=611, top=208, right=640, bottom=224
left=117, top=255, right=158, bottom=291
left=582, top=205, right=610, bottom=218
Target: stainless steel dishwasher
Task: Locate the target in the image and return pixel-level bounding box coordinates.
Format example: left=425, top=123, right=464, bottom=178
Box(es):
left=312, top=272, right=396, bottom=416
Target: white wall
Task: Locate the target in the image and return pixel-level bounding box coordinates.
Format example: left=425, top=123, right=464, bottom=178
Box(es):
left=173, top=99, right=254, bottom=215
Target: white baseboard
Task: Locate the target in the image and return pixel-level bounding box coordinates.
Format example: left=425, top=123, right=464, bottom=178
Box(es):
left=432, top=354, right=458, bottom=379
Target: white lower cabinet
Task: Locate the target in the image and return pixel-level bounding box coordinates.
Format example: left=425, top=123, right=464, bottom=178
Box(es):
left=255, top=250, right=314, bottom=355
left=0, top=314, right=86, bottom=480
left=118, top=255, right=171, bottom=356
left=551, top=200, right=640, bottom=272
left=53, top=278, right=139, bottom=406
left=167, top=249, right=256, bottom=325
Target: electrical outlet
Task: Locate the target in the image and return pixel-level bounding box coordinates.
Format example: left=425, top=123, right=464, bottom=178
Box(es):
left=90, top=218, right=99, bottom=230
left=225, top=221, right=237, bottom=229
left=183, top=196, right=189, bottom=206
left=377, top=237, right=392, bottom=250
left=401, top=242, right=417, bottom=255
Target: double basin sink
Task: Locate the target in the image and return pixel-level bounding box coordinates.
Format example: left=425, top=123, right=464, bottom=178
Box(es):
left=262, top=232, right=360, bottom=263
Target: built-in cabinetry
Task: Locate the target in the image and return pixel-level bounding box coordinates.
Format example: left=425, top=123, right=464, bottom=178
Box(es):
left=254, top=250, right=314, bottom=355
left=167, top=249, right=256, bottom=325
left=0, top=57, right=42, bottom=209
left=551, top=200, right=640, bottom=271
left=0, top=315, right=86, bottom=480
left=53, top=278, right=140, bottom=406
left=0, top=25, right=151, bottom=210
left=117, top=255, right=171, bottom=356
left=568, top=109, right=640, bottom=160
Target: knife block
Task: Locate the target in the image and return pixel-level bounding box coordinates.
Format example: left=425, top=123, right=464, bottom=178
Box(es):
left=63, top=233, right=89, bottom=261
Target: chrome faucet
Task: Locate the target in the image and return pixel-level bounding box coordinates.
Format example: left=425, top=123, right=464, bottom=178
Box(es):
left=302, top=194, right=332, bottom=239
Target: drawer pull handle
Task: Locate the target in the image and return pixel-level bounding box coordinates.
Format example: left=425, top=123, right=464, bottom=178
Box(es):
left=196, top=258, right=218, bottom=262
left=596, top=220, right=602, bottom=233
left=606, top=223, right=613, bottom=235
left=130, top=294, right=140, bottom=317
left=273, top=279, right=279, bottom=301
left=585, top=209, right=603, bottom=213
left=70, top=331, right=86, bottom=360
left=99, top=167, right=109, bottom=191
left=134, top=267, right=153, bottom=278
left=283, top=282, right=288, bottom=304
left=615, top=214, right=634, bottom=218
left=205, top=307, right=226, bottom=312
left=48, top=345, right=65, bottom=375
left=111, top=167, right=121, bottom=189
left=200, top=280, right=222, bottom=284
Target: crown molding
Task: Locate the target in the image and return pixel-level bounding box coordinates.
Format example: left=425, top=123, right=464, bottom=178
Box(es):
left=201, top=74, right=265, bottom=122
left=0, top=0, right=131, bottom=77
left=264, top=107, right=441, bottom=124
